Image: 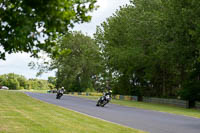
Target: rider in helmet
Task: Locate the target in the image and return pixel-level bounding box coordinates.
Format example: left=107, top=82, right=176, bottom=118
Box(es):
left=105, top=89, right=112, bottom=97
left=61, top=87, right=65, bottom=93
left=104, top=81, right=112, bottom=101
left=57, top=87, right=65, bottom=94
left=56, top=87, right=65, bottom=99
left=105, top=81, right=112, bottom=96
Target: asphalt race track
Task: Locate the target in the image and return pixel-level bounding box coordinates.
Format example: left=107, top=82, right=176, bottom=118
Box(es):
left=25, top=92, right=200, bottom=133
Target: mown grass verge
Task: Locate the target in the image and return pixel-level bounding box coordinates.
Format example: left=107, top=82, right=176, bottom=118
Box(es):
left=0, top=90, right=146, bottom=133
left=74, top=95, right=200, bottom=119
left=17, top=89, right=48, bottom=93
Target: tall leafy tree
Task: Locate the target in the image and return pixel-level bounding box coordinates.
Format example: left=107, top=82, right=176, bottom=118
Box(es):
left=0, top=0, right=97, bottom=59
left=95, top=0, right=200, bottom=98
left=95, top=0, right=163, bottom=96
left=52, top=31, right=102, bottom=92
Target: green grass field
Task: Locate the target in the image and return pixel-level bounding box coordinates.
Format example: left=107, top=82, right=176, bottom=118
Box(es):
left=74, top=95, right=200, bottom=119
left=0, top=90, right=146, bottom=133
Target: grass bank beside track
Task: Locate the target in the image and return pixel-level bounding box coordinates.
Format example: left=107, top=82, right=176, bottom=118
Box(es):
left=74, top=95, right=200, bottom=119
left=17, top=89, right=48, bottom=93
left=14, top=90, right=200, bottom=119
left=0, top=90, right=145, bottom=133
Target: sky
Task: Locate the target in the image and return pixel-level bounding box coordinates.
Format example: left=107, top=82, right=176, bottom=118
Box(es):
left=0, top=0, right=130, bottom=80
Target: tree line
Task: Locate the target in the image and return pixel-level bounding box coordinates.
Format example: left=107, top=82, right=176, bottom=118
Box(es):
left=0, top=73, right=54, bottom=90
left=44, top=0, right=200, bottom=104
left=94, top=0, right=200, bottom=103
left=1, top=0, right=200, bottom=104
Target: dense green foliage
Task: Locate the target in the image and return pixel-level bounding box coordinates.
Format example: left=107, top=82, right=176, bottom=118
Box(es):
left=94, top=0, right=200, bottom=99
left=48, top=76, right=56, bottom=86
left=51, top=32, right=103, bottom=92
left=0, top=0, right=97, bottom=59
left=180, top=81, right=200, bottom=102
left=25, top=0, right=200, bottom=103
left=0, top=73, right=53, bottom=90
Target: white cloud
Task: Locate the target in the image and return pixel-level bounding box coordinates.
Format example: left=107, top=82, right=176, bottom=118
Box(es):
left=98, top=0, right=108, bottom=9
left=73, top=0, right=130, bottom=36
left=0, top=53, right=55, bottom=79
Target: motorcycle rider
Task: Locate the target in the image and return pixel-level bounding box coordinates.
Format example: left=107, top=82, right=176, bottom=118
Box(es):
left=103, top=89, right=112, bottom=101
left=96, top=89, right=112, bottom=107
left=97, top=82, right=112, bottom=107
left=56, top=87, right=65, bottom=99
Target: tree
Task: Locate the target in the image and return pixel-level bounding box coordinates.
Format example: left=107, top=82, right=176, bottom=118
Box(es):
left=0, top=73, right=52, bottom=90
left=0, top=0, right=98, bottom=59
left=48, top=76, right=56, bottom=86
left=180, top=80, right=200, bottom=107
left=16, top=75, right=27, bottom=89
left=8, top=78, right=20, bottom=90
left=94, top=0, right=200, bottom=97
left=52, top=31, right=103, bottom=92
left=0, top=73, right=20, bottom=89
left=95, top=0, right=163, bottom=96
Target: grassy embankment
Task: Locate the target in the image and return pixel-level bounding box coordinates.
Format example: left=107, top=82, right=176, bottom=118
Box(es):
left=74, top=95, right=200, bottom=119
left=18, top=89, right=49, bottom=93
left=0, top=90, right=146, bottom=133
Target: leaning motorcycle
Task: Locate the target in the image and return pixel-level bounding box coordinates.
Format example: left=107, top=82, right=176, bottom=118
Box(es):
left=56, top=88, right=65, bottom=99
left=56, top=92, right=63, bottom=99
left=96, top=93, right=111, bottom=107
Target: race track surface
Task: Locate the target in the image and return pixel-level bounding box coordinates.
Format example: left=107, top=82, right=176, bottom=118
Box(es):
left=25, top=92, right=200, bottom=133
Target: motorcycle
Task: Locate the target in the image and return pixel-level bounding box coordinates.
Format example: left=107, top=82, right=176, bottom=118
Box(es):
left=56, top=88, right=65, bottom=99
left=96, top=92, right=112, bottom=107
left=56, top=92, right=63, bottom=99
